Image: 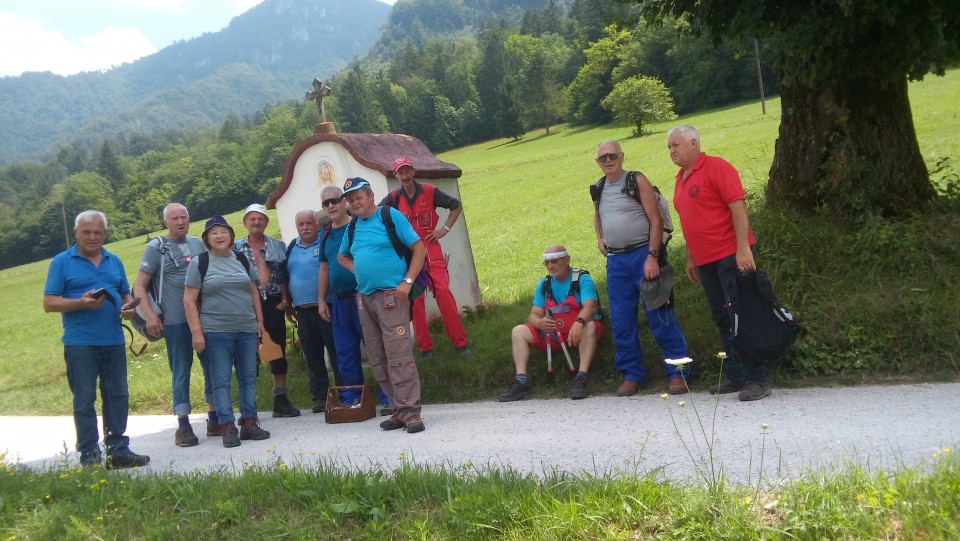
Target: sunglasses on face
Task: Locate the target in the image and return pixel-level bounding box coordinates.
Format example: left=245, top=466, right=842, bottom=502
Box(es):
left=321, top=197, right=342, bottom=208
left=597, top=153, right=621, bottom=163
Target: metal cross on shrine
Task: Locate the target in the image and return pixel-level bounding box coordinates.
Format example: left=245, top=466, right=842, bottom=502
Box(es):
left=305, top=78, right=332, bottom=123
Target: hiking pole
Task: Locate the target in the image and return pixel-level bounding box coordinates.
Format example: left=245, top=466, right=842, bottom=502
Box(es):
left=545, top=309, right=556, bottom=385
left=558, top=338, right=576, bottom=378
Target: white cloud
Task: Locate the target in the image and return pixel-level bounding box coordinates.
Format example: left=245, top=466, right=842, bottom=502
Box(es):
left=0, top=13, right=156, bottom=76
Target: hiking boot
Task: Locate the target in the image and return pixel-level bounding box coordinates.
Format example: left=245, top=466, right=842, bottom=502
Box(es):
left=420, top=350, right=434, bottom=360
left=240, top=418, right=271, bottom=440
left=497, top=380, right=532, bottom=402
left=570, top=378, right=589, bottom=400
left=738, top=383, right=772, bottom=402
left=456, top=346, right=473, bottom=356
left=616, top=380, right=639, bottom=397
left=79, top=451, right=103, bottom=467
left=380, top=406, right=394, bottom=417
left=708, top=378, right=745, bottom=395
left=668, top=377, right=688, bottom=395
left=175, top=425, right=199, bottom=447
left=221, top=423, right=241, bottom=448
left=380, top=416, right=405, bottom=431
left=272, top=394, right=301, bottom=418
left=106, top=450, right=150, bottom=469
left=405, top=415, right=425, bottom=434
left=311, top=399, right=325, bottom=414
left=206, top=418, right=221, bottom=437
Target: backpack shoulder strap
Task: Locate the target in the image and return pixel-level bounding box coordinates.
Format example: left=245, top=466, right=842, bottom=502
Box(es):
left=233, top=249, right=251, bottom=273
left=198, top=251, right=210, bottom=281
left=346, top=216, right=359, bottom=255
left=590, top=176, right=606, bottom=204
left=625, top=171, right=642, bottom=204
left=320, top=223, right=332, bottom=251
left=380, top=206, right=408, bottom=262
left=541, top=274, right=554, bottom=304
left=285, top=239, right=296, bottom=259
left=569, top=268, right=582, bottom=295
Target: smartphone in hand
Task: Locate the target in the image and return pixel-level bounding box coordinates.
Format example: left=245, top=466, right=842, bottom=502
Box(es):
left=124, top=297, right=142, bottom=310
left=90, top=288, right=108, bottom=299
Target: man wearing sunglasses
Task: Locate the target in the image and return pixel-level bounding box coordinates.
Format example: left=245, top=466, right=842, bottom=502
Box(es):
left=281, top=209, right=341, bottom=414
left=592, top=140, right=692, bottom=397
left=43, top=210, right=150, bottom=469
left=133, top=202, right=216, bottom=448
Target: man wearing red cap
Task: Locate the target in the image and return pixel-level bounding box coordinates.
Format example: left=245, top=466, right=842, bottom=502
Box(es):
left=381, top=156, right=471, bottom=359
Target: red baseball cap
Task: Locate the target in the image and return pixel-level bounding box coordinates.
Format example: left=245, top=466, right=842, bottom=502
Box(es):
left=392, top=156, right=414, bottom=172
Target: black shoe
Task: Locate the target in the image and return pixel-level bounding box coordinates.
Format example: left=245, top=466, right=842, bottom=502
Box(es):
left=175, top=425, right=199, bottom=447
left=311, top=399, right=325, bottom=414
left=456, top=346, right=472, bottom=356
left=405, top=415, right=425, bottom=434
left=570, top=378, right=589, bottom=400
left=272, top=394, right=301, bottom=418
left=79, top=451, right=103, bottom=467
left=380, top=406, right=394, bottom=417
left=240, top=418, right=271, bottom=440
left=708, top=378, right=745, bottom=395
left=497, top=380, right=532, bottom=402
left=420, top=350, right=434, bottom=360
left=380, top=416, right=405, bottom=431
left=738, top=383, right=772, bottom=401
left=106, top=450, right=150, bottom=469
left=206, top=418, right=221, bottom=437
left=221, top=423, right=241, bottom=448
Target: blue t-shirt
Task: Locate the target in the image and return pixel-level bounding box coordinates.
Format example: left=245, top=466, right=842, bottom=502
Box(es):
left=339, top=207, right=420, bottom=295
left=319, top=223, right=358, bottom=300
left=286, top=236, right=321, bottom=307
left=43, top=245, right=130, bottom=346
left=533, top=271, right=601, bottom=320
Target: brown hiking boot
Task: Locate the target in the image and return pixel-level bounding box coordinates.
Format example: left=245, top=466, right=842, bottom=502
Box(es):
left=175, top=425, right=199, bottom=447
left=380, top=416, right=404, bottom=431
left=708, top=378, right=745, bottom=395
left=738, top=383, right=772, bottom=402
left=405, top=415, right=425, bottom=434
left=668, top=377, right=688, bottom=395
left=616, top=380, right=639, bottom=397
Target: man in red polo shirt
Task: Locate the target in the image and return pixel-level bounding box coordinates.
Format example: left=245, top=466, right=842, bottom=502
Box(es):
left=380, top=156, right=471, bottom=359
left=667, top=124, right=771, bottom=401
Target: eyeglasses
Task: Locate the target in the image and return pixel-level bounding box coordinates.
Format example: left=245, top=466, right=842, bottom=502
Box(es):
left=596, top=153, right=621, bottom=163
left=321, top=197, right=342, bottom=208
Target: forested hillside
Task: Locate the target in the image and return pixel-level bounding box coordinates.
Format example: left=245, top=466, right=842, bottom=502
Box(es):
left=0, top=0, right=389, bottom=166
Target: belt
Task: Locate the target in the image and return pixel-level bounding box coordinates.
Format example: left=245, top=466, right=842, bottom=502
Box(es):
left=334, top=290, right=357, bottom=298
left=606, top=242, right=647, bottom=255
left=295, top=303, right=318, bottom=310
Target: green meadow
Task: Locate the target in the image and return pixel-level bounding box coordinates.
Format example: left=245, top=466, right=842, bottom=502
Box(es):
left=1, top=71, right=958, bottom=416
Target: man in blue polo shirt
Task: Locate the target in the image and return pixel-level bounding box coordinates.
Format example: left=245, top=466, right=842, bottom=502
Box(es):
left=43, top=210, right=151, bottom=469
left=338, top=177, right=428, bottom=434
left=283, top=209, right=340, bottom=413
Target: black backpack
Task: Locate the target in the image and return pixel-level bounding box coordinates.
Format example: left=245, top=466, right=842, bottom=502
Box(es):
left=541, top=268, right=604, bottom=319
left=346, top=207, right=430, bottom=299
left=590, top=171, right=674, bottom=247
left=726, top=269, right=802, bottom=364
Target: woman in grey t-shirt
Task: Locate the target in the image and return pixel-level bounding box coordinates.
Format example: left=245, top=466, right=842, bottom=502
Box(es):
left=184, top=216, right=270, bottom=448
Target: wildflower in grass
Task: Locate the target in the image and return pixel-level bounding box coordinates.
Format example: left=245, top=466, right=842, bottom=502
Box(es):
left=743, top=496, right=752, bottom=503
left=761, top=423, right=769, bottom=430
left=716, top=351, right=727, bottom=359
left=665, top=357, right=693, bottom=366
left=660, top=393, right=668, bottom=400
left=678, top=401, right=686, bottom=407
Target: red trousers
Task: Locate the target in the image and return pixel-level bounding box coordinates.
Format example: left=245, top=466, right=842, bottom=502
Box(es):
left=413, top=243, right=468, bottom=352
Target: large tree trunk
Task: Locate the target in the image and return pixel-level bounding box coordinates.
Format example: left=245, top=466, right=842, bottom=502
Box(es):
left=767, top=75, right=936, bottom=216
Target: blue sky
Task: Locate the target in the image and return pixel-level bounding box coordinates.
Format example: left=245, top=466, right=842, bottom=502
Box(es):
left=0, top=0, right=395, bottom=77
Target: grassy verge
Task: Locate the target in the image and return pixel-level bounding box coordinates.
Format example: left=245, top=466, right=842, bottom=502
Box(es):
left=1, top=71, right=958, bottom=416
left=2, top=449, right=957, bottom=539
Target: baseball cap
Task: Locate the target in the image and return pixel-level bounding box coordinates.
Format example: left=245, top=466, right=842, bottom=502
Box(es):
left=202, top=215, right=235, bottom=239
left=342, top=177, right=371, bottom=195
left=641, top=263, right=674, bottom=310
left=243, top=203, right=268, bottom=219
left=392, top=156, right=414, bottom=172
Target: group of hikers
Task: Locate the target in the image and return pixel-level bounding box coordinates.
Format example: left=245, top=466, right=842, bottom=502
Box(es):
left=43, top=123, right=778, bottom=467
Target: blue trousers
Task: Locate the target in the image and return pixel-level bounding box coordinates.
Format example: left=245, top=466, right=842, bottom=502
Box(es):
left=331, top=295, right=387, bottom=405
left=696, top=254, right=769, bottom=385
left=205, top=332, right=259, bottom=425
left=164, top=322, right=212, bottom=416
left=63, top=345, right=130, bottom=456
left=606, top=247, right=689, bottom=382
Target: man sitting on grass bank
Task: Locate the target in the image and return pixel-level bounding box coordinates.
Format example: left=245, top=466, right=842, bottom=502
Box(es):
left=498, top=245, right=603, bottom=402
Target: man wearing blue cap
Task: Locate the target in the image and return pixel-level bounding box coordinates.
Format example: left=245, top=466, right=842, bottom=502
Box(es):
left=338, top=177, right=428, bottom=434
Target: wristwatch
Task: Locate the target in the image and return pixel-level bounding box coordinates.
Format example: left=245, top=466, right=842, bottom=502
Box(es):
left=403, top=277, right=413, bottom=285
left=576, top=317, right=586, bottom=325
left=648, top=249, right=660, bottom=258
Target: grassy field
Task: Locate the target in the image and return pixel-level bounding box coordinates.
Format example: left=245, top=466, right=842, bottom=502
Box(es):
left=1, top=70, right=958, bottom=416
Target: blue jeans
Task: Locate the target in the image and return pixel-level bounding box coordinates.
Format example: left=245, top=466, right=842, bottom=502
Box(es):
left=205, top=332, right=259, bottom=425
left=607, top=247, right=690, bottom=382
left=63, top=345, right=130, bottom=456
left=295, top=306, right=340, bottom=401
left=697, top=254, right=769, bottom=385
left=332, top=295, right=387, bottom=405
left=164, top=323, right=213, bottom=416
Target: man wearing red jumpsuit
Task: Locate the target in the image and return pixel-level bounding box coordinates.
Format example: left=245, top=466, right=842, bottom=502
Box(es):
left=380, top=156, right=471, bottom=358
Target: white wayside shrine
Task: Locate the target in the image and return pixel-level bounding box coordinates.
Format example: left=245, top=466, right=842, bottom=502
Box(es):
left=266, top=132, right=482, bottom=317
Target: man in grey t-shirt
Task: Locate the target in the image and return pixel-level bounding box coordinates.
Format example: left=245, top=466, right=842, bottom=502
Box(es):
left=592, top=140, right=691, bottom=397
left=133, top=203, right=216, bottom=448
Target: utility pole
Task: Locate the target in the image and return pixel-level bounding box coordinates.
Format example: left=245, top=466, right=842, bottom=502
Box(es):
left=61, top=205, right=70, bottom=249
left=755, top=38, right=767, bottom=115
